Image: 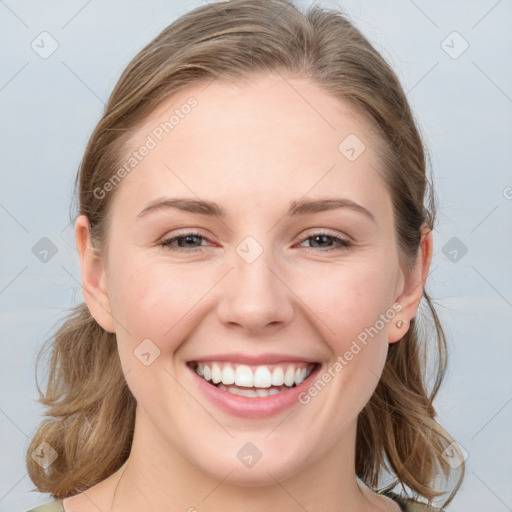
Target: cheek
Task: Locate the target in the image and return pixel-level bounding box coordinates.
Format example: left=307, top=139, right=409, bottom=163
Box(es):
left=108, top=256, right=212, bottom=350
left=107, top=261, right=201, bottom=407
left=296, top=259, right=397, bottom=348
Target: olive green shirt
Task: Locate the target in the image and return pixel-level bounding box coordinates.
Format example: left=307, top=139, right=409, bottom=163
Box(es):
left=26, top=491, right=440, bottom=511
left=27, top=501, right=63, bottom=512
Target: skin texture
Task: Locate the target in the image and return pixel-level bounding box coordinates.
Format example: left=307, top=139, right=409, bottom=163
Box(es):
left=70, top=72, right=432, bottom=512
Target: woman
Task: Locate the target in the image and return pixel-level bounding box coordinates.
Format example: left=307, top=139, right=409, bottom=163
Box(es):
left=26, top=0, right=465, bottom=510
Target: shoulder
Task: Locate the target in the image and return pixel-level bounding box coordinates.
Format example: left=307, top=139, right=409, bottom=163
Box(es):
left=383, top=491, right=442, bottom=512
left=26, top=499, right=65, bottom=512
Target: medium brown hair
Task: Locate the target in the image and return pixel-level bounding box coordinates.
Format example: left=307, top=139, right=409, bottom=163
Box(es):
left=27, top=0, right=464, bottom=506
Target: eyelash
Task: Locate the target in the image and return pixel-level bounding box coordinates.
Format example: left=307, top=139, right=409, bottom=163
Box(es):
left=159, top=231, right=352, bottom=253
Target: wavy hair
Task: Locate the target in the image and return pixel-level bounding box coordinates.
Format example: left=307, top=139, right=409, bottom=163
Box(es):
left=26, top=0, right=464, bottom=507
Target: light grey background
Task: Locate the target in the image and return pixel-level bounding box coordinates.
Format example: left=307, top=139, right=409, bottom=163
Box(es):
left=1, top=1, right=511, bottom=511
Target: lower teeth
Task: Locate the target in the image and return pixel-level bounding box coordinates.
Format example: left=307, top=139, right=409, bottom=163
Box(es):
left=216, top=383, right=294, bottom=397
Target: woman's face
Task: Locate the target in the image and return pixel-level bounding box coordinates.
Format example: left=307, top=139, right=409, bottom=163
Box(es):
left=78, top=73, right=424, bottom=485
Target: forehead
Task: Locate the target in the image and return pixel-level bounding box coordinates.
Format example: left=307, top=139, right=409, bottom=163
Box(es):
left=111, top=72, right=389, bottom=221
left=131, top=72, right=379, bottom=156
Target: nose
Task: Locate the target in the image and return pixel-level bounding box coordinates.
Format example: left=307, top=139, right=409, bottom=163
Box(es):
left=216, top=249, right=295, bottom=335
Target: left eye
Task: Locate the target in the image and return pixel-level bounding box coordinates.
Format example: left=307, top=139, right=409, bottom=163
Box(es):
left=159, top=231, right=352, bottom=253
left=159, top=232, right=208, bottom=253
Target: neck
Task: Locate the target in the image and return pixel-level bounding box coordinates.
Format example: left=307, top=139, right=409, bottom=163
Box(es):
left=110, top=407, right=383, bottom=512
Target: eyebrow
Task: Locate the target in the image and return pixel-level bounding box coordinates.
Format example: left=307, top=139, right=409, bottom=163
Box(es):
left=137, top=197, right=376, bottom=223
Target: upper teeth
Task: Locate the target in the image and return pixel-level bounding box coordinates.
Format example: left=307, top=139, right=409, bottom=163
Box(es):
left=195, top=362, right=314, bottom=388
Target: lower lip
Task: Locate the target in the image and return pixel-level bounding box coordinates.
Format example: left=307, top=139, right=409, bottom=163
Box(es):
left=189, top=364, right=321, bottom=419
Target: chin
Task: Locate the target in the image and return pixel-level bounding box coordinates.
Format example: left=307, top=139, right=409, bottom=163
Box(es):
left=205, top=457, right=306, bottom=488
left=187, top=436, right=315, bottom=487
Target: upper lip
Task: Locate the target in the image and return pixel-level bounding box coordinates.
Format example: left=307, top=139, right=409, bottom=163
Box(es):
left=187, top=353, right=320, bottom=365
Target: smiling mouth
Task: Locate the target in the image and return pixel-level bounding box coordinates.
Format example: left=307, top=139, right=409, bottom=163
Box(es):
left=188, top=361, right=318, bottom=397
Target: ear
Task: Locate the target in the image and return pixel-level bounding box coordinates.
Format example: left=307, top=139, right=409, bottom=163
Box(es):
left=389, top=225, right=433, bottom=343
left=75, top=214, right=116, bottom=333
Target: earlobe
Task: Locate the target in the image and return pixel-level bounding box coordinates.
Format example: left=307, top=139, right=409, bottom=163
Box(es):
left=389, top=226, right=433, bottom=344
left=75, top=214, right=116, bottom=333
